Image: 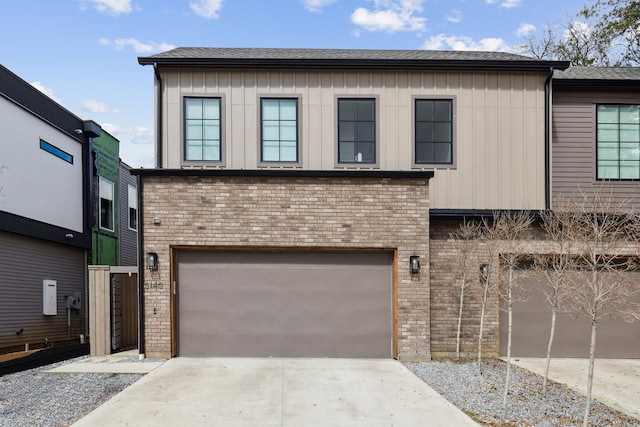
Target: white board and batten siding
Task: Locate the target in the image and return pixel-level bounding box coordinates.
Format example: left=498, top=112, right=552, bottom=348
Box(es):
left=159, top=68, right=548, bottom=211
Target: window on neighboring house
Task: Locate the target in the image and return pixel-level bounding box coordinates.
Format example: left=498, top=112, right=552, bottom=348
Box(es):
left=338, top=98, right=376, bottom=164
left=597, top=104, right=640, bottom=180
left=415, top=99, right=453, bottom=165
left=99, top=177, right=114, bottom=231
left=184, top=97, right=221, bottom=162
left=261, top=98, right=298, bottom=163
left=128, top=184, right=137, bottom=231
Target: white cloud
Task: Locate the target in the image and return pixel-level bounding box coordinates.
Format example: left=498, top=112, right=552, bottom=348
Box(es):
left=501, top=0, right=521, bottom=8
left=189, top=0, right=223, bottom=19
left=302, top=0, right=338, bottom=13
left=87, top=0, right=132, bottom=15
left=446, top=9, right=462, bottom=24
left=102, top=124, right=154, bottom=168
left=423, top=33, right=512, bottom=52
left=82, top=99, right=120, bottom=113
left=99, top=38, right=175, bottom=53
left=485, top=0, right=497, bottom=4
left=516, top=23, right=536, bottom=37
left=30, top=82, right=63, bottom=104
left=350, top=0, right=426, bottom=33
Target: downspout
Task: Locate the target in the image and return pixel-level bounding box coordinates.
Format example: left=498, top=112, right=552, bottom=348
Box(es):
left=153, top=63, right=163, bottom=169
left=544, top=67, right=554, bottom=210
left=136, top=175, right=145, bottom=357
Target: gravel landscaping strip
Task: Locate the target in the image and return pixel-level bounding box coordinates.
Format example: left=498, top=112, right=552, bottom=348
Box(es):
left=404, top=359, right=639, bottom=427
left=0, top=356, right=161, bottom=427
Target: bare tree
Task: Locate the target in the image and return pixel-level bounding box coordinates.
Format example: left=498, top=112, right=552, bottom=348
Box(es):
left=475, top=223, right=498, bottom=374
left=482, top=211, right=534, bottom=416
left=535, top=199, right=575, bottom=395
left=450, top=219, right=481, bottom=360
left=564, top=191, right=634, bottom=427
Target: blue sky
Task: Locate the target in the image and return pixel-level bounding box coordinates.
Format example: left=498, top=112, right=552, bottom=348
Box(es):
left=1, top=0, right=585, bottom=168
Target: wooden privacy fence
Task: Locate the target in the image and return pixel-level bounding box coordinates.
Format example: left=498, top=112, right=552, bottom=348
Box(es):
left=88, top=266, right=138, bottom=357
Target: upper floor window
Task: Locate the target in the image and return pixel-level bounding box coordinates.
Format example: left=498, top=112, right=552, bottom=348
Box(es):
left=99, top=177, right=114, bottom=232
left=260, top=98, right=299, bottom=163
left=338, top=98, right=376, bottom=164
left=128, top=184, right=137, bottom=231
left=184, top=97, right=221, bottom=162
left=415, top=99, right=453, bottom=165
left=597, top=104, right=640, bottom=180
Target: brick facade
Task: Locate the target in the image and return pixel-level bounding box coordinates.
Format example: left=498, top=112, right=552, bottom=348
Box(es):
left=141, top=174, right=430, bottom=359
left=429, top=220, right=500, bottom=358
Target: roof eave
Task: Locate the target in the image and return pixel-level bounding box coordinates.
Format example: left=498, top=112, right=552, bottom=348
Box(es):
left=554, top=78, right=640, bottom=88
left=138, top=56, right=569, bottom=72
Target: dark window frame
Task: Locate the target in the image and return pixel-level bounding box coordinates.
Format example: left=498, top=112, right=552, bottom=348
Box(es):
left=336, top=98, right=378, bottom=166
left=595, top=103, right=640, bottom=181
left=99, top=176, right=115, bottom=232
left=259, top=97, right=301, bottom=165
left=413, top=97, right=455, bottom=167
left=128, top=184, right=137, bottom=231
left=182, top=96, right=224, bottom=165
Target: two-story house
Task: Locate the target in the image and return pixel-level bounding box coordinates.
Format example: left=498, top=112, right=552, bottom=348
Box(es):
left=135, top=48, right=568, bottom=360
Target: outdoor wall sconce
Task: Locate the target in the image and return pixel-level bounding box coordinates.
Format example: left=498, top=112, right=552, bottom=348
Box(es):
left=147, top=252, right=159, bottom=271
left=410, top=255, right=421, bottom=276
left=480, top=264, right=489, bottom=282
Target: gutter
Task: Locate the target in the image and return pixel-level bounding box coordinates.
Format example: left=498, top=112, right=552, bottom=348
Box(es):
left=153, top=63, right=163, bottom=169
left=136, top=175, right=145, bottom=357
left=544, top=67, right=554, bottom=210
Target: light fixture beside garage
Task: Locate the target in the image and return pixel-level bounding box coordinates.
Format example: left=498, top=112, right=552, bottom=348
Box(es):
left=409, top=255, right=420, bottom=277
left=147, top=252, right=159, bottom=271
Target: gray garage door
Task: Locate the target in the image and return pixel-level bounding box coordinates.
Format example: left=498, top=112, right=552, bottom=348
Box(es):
left=501, top=272, right=640, bottom=358
left=176, top=250, right=393, bottom=358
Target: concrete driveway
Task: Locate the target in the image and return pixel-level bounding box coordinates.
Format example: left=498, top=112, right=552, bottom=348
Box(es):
left=72, top=358, right=478, bottom=427
left=511, top=358, right=640, bottom=420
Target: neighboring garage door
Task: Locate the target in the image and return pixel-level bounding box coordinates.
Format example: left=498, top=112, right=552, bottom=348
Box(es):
left=501, top=272, right=640, bottom=358
left=176, top=250, right=393, bottom=358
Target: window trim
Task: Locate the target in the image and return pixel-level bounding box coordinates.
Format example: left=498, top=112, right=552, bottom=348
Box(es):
left=257, top=95, right=302, bottom=167
left=411, top=95, right=457, bottom=169
left=594, top=103, right=640, bottom=181
left=98, top=176, right=115, bottom=232
left=181, top=95, right=226, bottom=167
left=127, top=184, right=137, bottom=231
left=334, top=96, right=380, bottom=169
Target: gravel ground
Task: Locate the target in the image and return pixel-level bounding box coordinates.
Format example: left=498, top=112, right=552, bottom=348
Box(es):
left=404, top=358, right=639, bottom=427
left=0, top=356, right=161, bottom=427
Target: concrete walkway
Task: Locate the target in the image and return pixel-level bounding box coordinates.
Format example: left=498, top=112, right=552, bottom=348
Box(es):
left=511, top=358, right=640, bottom=420
left=72, top=358, right=479, bottom=427
left=46, top=350, right=164, bottom=374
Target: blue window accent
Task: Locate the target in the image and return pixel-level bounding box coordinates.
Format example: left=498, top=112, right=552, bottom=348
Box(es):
left=40, top=139, right=73, bottom=164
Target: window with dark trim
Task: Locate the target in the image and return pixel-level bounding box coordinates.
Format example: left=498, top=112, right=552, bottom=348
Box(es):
left=415, top=99, right=453, bottom=165
left=128, top=184, right=137, bottom=231
left=184, top=97, right=221, bottom=162
left=40, top=139, right=73, bottom=164
left=597, top=104, right=640, bottom=180
left=338, top=98, right=376, bottom=164
left=260, top=98, right=298, bottom=162
left=99, top=177, right=114, bottom=231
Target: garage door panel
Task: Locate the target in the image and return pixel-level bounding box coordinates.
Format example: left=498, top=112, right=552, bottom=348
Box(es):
left=502, top=272, right=640, bottom=358
left=177, top=250, right=393, bottom=358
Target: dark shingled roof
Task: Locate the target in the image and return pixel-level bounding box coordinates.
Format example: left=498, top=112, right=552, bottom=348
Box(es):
left=554, top=66, right=640, bottom=81
left=139, top=47, right=569, bottom=71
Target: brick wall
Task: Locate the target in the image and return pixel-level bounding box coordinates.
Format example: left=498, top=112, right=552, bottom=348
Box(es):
left=141, top=175, right=430, bottom=359
left=429, top=220, right=499, bottom=358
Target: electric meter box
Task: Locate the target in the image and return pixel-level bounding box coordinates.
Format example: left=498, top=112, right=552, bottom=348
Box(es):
left=43, top=279, right=57, bottom=315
